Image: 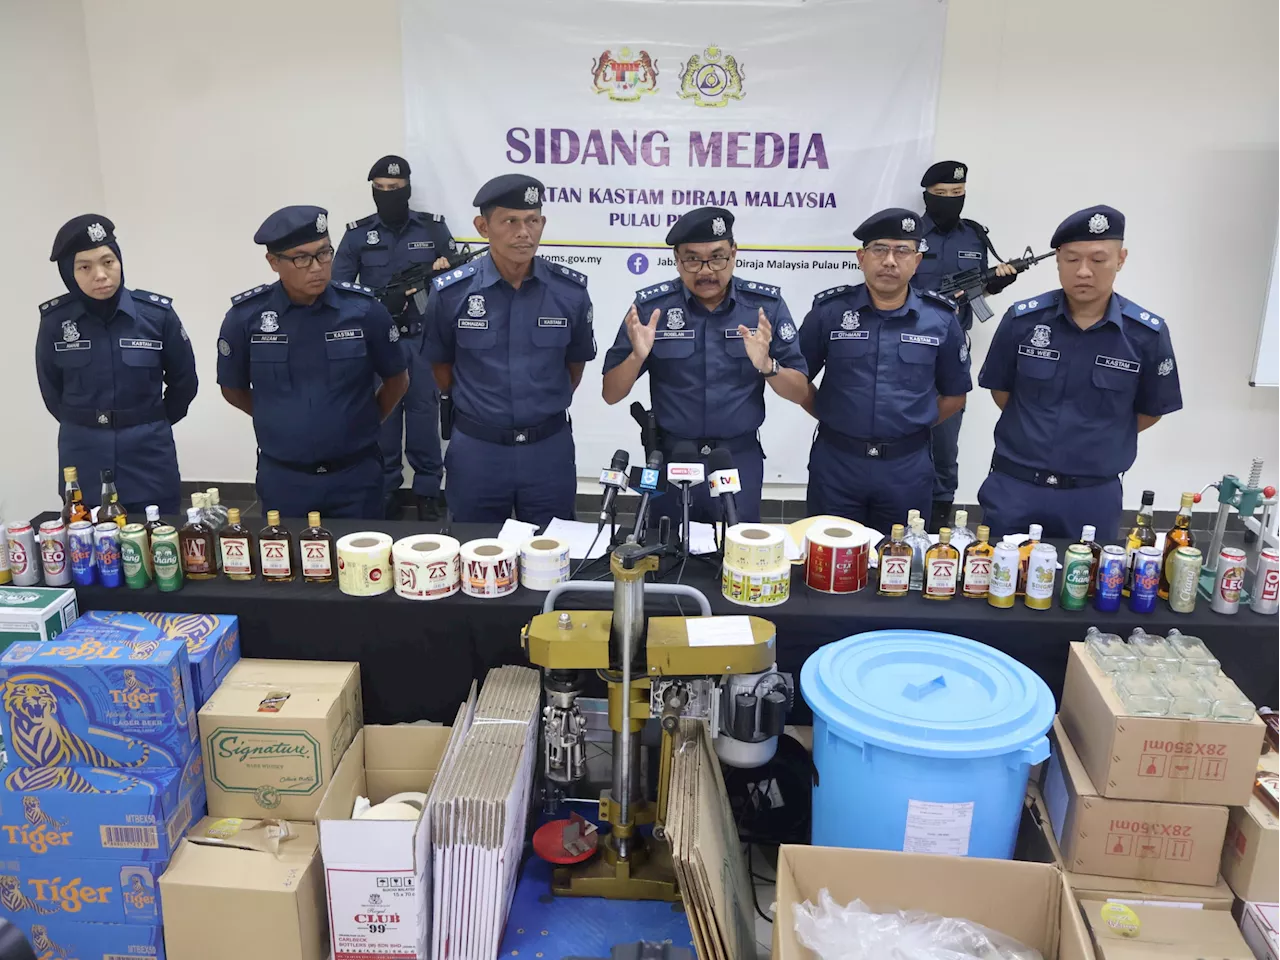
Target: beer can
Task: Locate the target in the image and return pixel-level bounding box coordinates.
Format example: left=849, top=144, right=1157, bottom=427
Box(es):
left=1212, top=546, right=1247, bottom=615
left=1251, top=547, right=1279, bottom=615
left=1129, top=545, right=1162, bottom=614
left=38, top=520, right=71, bottom=587
left=0, top=521, right=10, bottom=584
left=120, top=523, right=152, bottom=589
left=69, top=520, right=96, bottom=586
left=1168, top=546, right=1202, bottom=614
left=151, top=525, right=183, bottom=593
left=1060, top=544, right=1092, bottom=611
left=5, top=522, right=39, bottom=586
left=988, top=542, right=1019, bottom=609
left=94, top=522, right=122, bottom=588
left=1025, top=542, right=1059, bottom=610
left=1095, top=545, right=1125, bottom=612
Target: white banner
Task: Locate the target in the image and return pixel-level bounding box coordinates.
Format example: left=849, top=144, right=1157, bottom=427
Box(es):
left=402, top=0, right=947, bottom=484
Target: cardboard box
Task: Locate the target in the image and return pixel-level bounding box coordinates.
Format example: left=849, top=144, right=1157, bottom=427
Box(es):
left=1045, top=719, right=1228, bottom=885
left=0, top=633, right=198, bottom=770
left=160, top=816, right=326, bottom=960
left=1080, top=898, right=1254, bottom=959
left=0, top=587, right=79, bottom=648
left=3, top=916, right=166, bottom=959
left=0, top=854, right=164, bottom=924
left=1221, top=751, right=1279, bottom=903
left=199, top=659, right=361, bottom=820
left=772, top=843, right=1095, bottom=960
left=0, top=747, right=205, bottom=861
left=1241, top=902, right=1278, bottom=960
left=317, top=725, right=453, bottom=960
left=1059, top=642, right=1264, bottom=806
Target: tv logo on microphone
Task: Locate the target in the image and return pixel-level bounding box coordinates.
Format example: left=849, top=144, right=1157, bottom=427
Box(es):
left=667, top=464, right=705, bottom=483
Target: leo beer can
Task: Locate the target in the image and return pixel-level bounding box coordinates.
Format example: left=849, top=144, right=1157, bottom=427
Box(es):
left=988, top=542, right=1019, bottom=609
left=1168, top=546, right=1202, bottom=614
left=1251, top=547, right=1279, bottom=615
left=1025, top=542, right=1059, bottom=610
left=151, top=525, right=183, bottom=593
left=120, top=523, right=152, bottom=589
left=1211, top=546, right=1247, bottom=614
left=1129, top=545, right=1162, bottom=614
left=5, top=521, right=39, bottom=586
left=94, top=521, right=122, bottom=588
left=69, top=520, right=96, bottom=585
left=38, top=519, right=71, bottom=586
left=1095, top=545, right=1125, bottom=612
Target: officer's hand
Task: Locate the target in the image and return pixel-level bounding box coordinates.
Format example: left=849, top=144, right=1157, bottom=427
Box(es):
left=741, top=309, right=773, bottom=373
left=432, top=257, right=451, bottom=271
left=994, top=262, right=1017, bottom=277
left=950, top=289, right=968, bottom=301
left=626, top=305, right=660, bottom=362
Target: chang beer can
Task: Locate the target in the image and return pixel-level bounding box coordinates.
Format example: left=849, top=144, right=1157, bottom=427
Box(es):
left=38, top=519, right=71, bottom=587
left=987, top=542, right=1019, bottom=609
left=120, top=523, right=153, bottom=589
left=69, top=520, right=96, bottom=586
left=1025, top=542, right=1059, bottom=611
left=1168, top=546, right=1202, bottom=614
left=151, top=525, right=183, bottom=593
left=1060, top=544, right=1092, bottom=611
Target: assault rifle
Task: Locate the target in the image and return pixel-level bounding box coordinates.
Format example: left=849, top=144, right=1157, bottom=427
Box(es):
left=938, top=247, right=1054, bottom=322
left=376, top=244, right=489, bottom=316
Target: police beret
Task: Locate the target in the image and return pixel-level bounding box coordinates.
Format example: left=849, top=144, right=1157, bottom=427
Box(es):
left=1050, top=204, right=1125, bottom=247
left=254, top=205, right=330, bottom=253
left=473, top=174, right=544, bottom=211
left=665, top=207, right=734, bottom=246
left=921, top=160, right=967, bottom=187
left=50, top=214, right=116, bottom=261
left=368, top=155, right=410, bottom=180
left=854, top=208, right=923, bottom=244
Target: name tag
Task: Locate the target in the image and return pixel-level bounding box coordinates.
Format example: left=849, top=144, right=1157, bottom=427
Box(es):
left=724, top=328, right=756, bottom=339
left=901, top=334, right=940, bottom=346
left=251, top=334, right=289, bottom=344
left=408, top=241, right=434, bottom=250
left=120, top=338, right=162, bottom=350
left=959, top=250, right=983, bottom=260
left=458, top=319, right=489, bottom=330
left=1096, top=355, right=1140, bottom=373
left=831, top=330, right=870, bottom=340
left=325, top=329, right=364, bottom=342
left=1018, top=344, right=1060, bottom=361
left=657, top=330, right=695, bottom=339
left=538, top=317, right=568, bottom=328
left=54, top=341, right=91, bottom=352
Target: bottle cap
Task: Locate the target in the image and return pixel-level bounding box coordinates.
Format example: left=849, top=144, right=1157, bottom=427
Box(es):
left=939, top=527, right=952, bottom=543
left=1029, top=523, right=1043, bottom=539
left=890, top=523, right=905, bottom=539
left=1180, top=491, right=1195, bottom=507
left=186, top=508, right=201, bottom=523
left=192, top=492, right=207, bottom=509
left=308, top=512, right=321, bottom=527
left=1082, top=525, right=1096, bottom=541
left=227, top=508, right=241, bottom=524
left=907, top=509, right=921, bottom=523
left=63, top=466, right=78, bottom=481
left=1141, top=490, right=1155, bottom=505
left=267, top=510, right=281, bottom=526
left=910, top=517, right=924, bottom=533
left=101, top=469, right=114, bottom=483
left=145, top=505, right=160, bottom=521
left=977, top=524, right=990, bottom=540
left=955, top=509, right=968, bottom=526
left=208, top=487, right=221, bottom=504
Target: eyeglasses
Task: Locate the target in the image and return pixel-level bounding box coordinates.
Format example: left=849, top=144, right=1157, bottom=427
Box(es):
left=863, top=243, right=919, bottom=260
left=677, top=256, right=732, bottom=273
left=274, top=246, right=335, bottom=269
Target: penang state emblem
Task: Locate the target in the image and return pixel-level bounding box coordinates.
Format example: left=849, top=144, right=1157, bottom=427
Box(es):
left=591, top=47, right=658, bottom=101
left=678, top=46, right=745, bottom=107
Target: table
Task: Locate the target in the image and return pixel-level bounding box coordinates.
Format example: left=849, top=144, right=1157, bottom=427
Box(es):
left=63, top=517, right=1280, bottom=724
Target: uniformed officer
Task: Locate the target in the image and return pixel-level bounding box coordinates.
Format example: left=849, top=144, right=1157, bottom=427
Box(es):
left=799, top=209, right=969, bottom=534
left=333, top=155, right=456, bottom=520
left=217, top=205, right=409, bottom=519
left=978, top=205, right=1182, bottom=540
left=35, top=215, right=197, bottom=513
left=423, top=175, right=595, bottom=527
left=912, top=161, right=1018, bottom=529
left=603, top=208, right=809, bottom=524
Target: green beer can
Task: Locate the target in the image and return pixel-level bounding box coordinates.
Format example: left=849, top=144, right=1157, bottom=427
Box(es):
left=152, top=525, right=183, bottom=593
left=120, top=523, right=152, bottom=589
left=1060, top=543, right=1092, bottom=611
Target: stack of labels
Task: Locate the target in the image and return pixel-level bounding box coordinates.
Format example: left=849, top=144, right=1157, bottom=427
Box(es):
left=460, top=538, right=519, bottom=598
left=722, top=524, right=791, bottom=607
left=519, top=537, right=571, bottom=591
left=357, top=801, right=423, bottom=821
left=393, top=535, right=461, bottom=600
left=723, top=524, right=786, bottom=570
left=383, top=791, right=429, bottom=811
left=804, top=522, right=872, bottom=594
left=336, top=532, right=393, bottom=596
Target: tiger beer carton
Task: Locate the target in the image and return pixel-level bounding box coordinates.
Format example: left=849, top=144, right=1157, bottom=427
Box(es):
left=0, top=586, right=79, bottom=649
left=3, top=916, right=167, bottom=960
left=0, top=632, right=198, bottom=771
left=0, top=854, right=165, bottom=924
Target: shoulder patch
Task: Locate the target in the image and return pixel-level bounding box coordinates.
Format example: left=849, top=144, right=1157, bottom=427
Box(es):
left=1119, top=298, right=1165, bottom=331
left=636, top=280, right=679, bottom=303
left=1012, top=290, right=1060, bottom=316
left=38, top=294, right=73, bottom=314
left=334, top=281, right=376, bottom=297
left=347, top=213, right=377, bottom=231
left=542, top=259, right=588, bottom=288
left=812, top=285, right=849, bottom=304
left=432, top=262, right=479, bottom=292
left=738, top=279, right=780, bottom=299
left=230, top=284, right=272, bottom=306
left=132, top=289, right=174, bottom=309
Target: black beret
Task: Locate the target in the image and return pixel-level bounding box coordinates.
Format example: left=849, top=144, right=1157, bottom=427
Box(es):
left=1050, top=205, right=1125, bottom=247
left=473, top=174, right=544, bottom=211
left=665, top=207, right=734, bottom=246
left=254, top=205, right=330, bottom=253
left=368, top=155, right=410, bottom=180
left=50, top=214, right=117, bottom=262
left=854, top=208, right=923, bottom=244
left=921, top=161, right=967, bottom=187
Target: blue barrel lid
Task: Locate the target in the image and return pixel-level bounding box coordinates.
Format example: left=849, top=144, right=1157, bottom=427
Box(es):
left=801, top=630, right=1055, bottom=760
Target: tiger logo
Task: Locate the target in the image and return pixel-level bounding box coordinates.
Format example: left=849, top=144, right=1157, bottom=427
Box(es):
left=29, top=924, right=67, bottom=959
left=143, top=612, right=217, bottom=654
left=22, top=796, right=66, bottom=828
left=7, top=765, right=139, bottom=795
left=122, top=670, right=148, bottom=695
left=3, top=680, right=152, bottom=768
left=0, top=874, right=55, bottom=914
left=126, top=638, right=161, bottom=660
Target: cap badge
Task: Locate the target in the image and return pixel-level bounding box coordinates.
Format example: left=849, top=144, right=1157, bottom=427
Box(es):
left=87, top=222, right=107, bottom=243
left=524, top=186, right=541, bottom=205
left=901, top=217, right=916, bottom=232
left=316, top=212, right=328, bottom=233
left=1087, top=213, right=1109, bottom=234
left=711, top=217, right=727, bottom=237
left=387, top=162, right=401, bottom=176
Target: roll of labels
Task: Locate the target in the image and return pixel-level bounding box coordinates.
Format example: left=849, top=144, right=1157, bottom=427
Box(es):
left=336, top=532, right=393, bottom=597
left=392, top=535, right=461, bottom=601
left=721, top=523, right=791, bottom=608
left=803, top=522, right=871, bottom=594
left=460, top=538, right=519, bottom=599
left=519, top=536, right=571, bottom=592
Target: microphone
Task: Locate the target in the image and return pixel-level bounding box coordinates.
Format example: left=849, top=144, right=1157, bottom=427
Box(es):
left=707, top=447, right=741, bottom=528
left=630, top=450, right=665, bottom=541
left=666, top=442, right=706, bottom=487
left=598, top=449, right=630, bottom=527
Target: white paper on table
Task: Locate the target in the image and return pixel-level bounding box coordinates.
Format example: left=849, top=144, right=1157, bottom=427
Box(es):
left=686, top=616, right=755, bottom=647
left=759, top=525, right=803, bottom=562
left=541, top=517, right=610, bottom=559
left=496, top=518, right=538, bottom=548
left=684, top=521, right=719, bottom=556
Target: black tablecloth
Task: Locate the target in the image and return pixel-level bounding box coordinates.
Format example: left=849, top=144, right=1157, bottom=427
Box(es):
left=62, top=517, right=1279, bottom=724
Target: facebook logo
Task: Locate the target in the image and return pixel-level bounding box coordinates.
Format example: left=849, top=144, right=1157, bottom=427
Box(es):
left=627, top=252, right=649, bottom=275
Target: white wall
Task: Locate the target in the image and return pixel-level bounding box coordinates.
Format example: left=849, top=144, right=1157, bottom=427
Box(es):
left=2, top=0, right=1276, bottom=522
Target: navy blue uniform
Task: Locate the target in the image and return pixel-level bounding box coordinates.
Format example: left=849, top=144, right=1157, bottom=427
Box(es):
left=35, top=288, right=197, bottom=513
left=216, top=280, right=408, bottom=519
left=424, top=255, right=595, bottom=526
left=978, top=289, right=1182, bottom=539
left=799, top=284, right=970, bottom=533
left=333, top=211, right=455, bottom=503
left=602, top=276, right=807, bottom=524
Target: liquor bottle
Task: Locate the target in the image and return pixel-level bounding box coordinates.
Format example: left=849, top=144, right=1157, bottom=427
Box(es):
left=924, top=528, right=960, bottom=600
left=259, top=510, right=295, bottom=583
left=205, top=488, right=230, bottom=530
left=144, top=505, right=165, bottom=538
left=178, top=507, right=217, bottom=580
left=1123, top=490, right=1157, bottom=596
left=1017, top=523, right=1042, bottom=596
left=62, top=467, right=92, bottom=525
left=191, top=493, right=221, bottom=570
left=877, top=523, right=912, bottom=597
left=219, top=507, right=256, bottom=581
left=1079, top=524, right=1102, bottom=597
left=1158, top=492, right=1196, bottom=600
left=907, top=517, right=929, bottom=591
left=299, top=512, right=335, bottom=583
left=99, top=470, right=128, bottom=528
left=962, top=524, right=994, bottom=598
left=950, top=509, right=976, bottom=555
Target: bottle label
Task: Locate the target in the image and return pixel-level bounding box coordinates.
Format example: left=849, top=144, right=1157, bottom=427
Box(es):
left=221, top=536, right=253, bottom=576
left=925, top=557, right=958, bottom=597
left=879, top=554, right=910, bottom=590
left=963, top=554, right=991, bottom=596
left=260, top=539, right=292, bottom=576
left=301, top=539, right=332, bottom=578
left=181, top=537, right=212, bottom=574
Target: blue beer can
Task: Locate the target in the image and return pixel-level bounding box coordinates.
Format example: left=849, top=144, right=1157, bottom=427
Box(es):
left=1129, top=545, right=1161, bottom=614
left=69, top=520, right=96, bottom=586
left=1094, top=544, right=1125, bottom=612
left=94, top=522, right=122, bottom=588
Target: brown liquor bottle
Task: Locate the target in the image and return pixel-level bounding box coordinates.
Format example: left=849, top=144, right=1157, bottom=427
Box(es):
left=259, top=511, right=295, bottom=583
left=179, top=507, right=217, bottom=580
left=924, top=528, right=960, bottom=600
left=299, top=512, right=335, bottom=584
left=1158, top=492, right=1196, bottom=600
left=962, top=525, right=995, bottom=599
left=219, top=508, right=256, bottom=581
left=877, top=524, right=912, bottom=597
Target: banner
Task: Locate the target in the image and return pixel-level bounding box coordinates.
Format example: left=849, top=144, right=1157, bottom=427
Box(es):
left=402, top=0, right=948, bottom=485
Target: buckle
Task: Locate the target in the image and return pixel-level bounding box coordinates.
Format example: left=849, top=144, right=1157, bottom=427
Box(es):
left=515, top=432, right=528, bottom=444
left=1045, top=474, right=1059, bottom=486
left=316, top=465, right=329, bottom=474
left=96, top=412, right=111, bottom=426
left=700, top=444, right=712, bottom=456
left=398, top=324, right=410, bottom=335
left=867, top=445, right=880, bottom=458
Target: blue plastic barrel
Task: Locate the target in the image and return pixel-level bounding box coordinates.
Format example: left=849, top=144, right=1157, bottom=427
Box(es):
left=801, top=630, right=1054, bottom=859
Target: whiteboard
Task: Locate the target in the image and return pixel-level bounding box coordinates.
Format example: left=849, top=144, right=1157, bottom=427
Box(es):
left=1251, top=235, right=1279, bottom=387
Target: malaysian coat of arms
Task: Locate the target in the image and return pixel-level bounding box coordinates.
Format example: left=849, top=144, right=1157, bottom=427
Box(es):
left=592, top=47, right=658, bottom=101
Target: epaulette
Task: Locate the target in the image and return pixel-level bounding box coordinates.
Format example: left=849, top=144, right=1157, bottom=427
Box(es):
left=334, top=281, right=376, bottom=297
left=542, top=260, right=588, bottom=288
left=1120, top=298, right=1165, bottom=331
left=230, top=284, right=271, bottom=306
left=961, top=218, right=990, bottom=234
left=636, top=280, right=679, bottom=303
left=38, top=294, right=72, bottom=314
left=738, top=280, right=780, bottom=299
left=347, top=214, right=377, bottom=230
left=430, top=213, right=444, bottom=222
left=432, top=262, right=480, bottom=292
left=812, top=284, right=850, bottom=304
left=1011, top=290, right=1059, bottom=316
left=921, top=290, right=957, bottom=311
left=133, top=289, right=174, bottom=308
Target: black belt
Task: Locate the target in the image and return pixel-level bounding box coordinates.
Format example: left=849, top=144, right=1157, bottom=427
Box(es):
left=453, top=411, right=568, bottom=446
left=991, top=454, right=1114, bottom=490
left=656, top=427, right=757, bottom=458
left=817, top=424, right=930, bottom=460
left=59, top=404, right=166, bottom=429
left=397, top=320, right=423, bottom=338
left=260, top=445, right=379, bottom=476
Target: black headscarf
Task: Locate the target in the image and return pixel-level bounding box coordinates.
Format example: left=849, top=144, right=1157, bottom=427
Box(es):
left=50, top=214, right=125, bottom=319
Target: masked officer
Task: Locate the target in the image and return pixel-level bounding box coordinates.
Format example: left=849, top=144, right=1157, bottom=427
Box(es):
left=36, top=215, right=198, bottom=514
left=603, top=208, right=809, bottom=524
left=423, top=174, right=594, bottom=527
left=912, top=161, right=1018, bottom=530
left=799, top=209, right=970, bottom=533
left=217, top=205, right=409, bottom=519
left=334, top=155, right=456, bottom=520
left=978, top=205, right=1182, bottom=540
